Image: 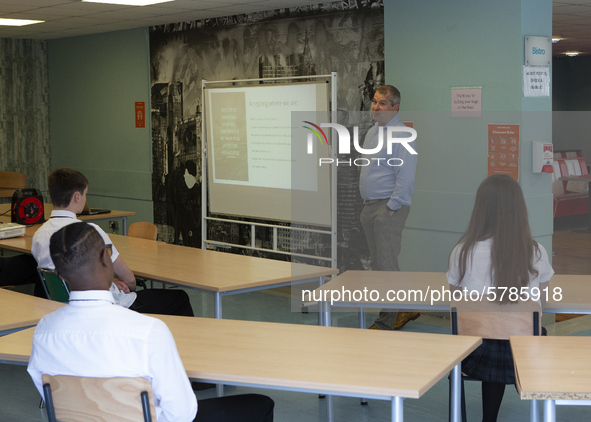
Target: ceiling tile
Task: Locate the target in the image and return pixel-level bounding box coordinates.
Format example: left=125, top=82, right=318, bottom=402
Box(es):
left=0, top=0, right=580, bottom=56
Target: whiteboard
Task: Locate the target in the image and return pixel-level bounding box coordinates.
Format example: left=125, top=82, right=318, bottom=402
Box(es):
left=204, top=80, right=332, bottom=226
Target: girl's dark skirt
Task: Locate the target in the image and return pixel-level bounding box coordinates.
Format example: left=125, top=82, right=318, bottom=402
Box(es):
left=461, top=339, right=515, bottom=385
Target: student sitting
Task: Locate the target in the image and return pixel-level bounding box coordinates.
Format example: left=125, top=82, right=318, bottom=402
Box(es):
left=446, top=174, right=554, bottom=422
left=32, top=168, right=193, bottom=316
left=27, top=222, right=274, bottom=422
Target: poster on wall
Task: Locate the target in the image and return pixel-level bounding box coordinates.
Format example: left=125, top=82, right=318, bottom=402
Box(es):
left=135, top=102, right=145, bottom=128
left=487, top=124, right=520, bottom=181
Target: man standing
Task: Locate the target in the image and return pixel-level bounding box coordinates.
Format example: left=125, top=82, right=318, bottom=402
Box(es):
left=359, top=85, right=418, bottom=330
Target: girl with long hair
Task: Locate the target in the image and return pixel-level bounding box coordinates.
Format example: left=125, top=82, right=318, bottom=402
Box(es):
left=446, top=174, right=554, bottom=421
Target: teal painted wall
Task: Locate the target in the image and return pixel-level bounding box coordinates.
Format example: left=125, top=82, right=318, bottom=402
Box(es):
left=384, top=0, right=553, bottom=271
left=48, top=28, right=152, bottom=232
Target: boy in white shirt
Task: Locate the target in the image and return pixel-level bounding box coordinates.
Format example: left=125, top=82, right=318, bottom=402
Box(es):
left=32, top=168, right=193, bottom=316
left=28, top=222, right=274, bottom=422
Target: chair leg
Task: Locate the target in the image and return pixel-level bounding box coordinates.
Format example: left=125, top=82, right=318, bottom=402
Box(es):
left=43, top=384, right=57, bottom=422
left=141, top=391, right=152, bottom=422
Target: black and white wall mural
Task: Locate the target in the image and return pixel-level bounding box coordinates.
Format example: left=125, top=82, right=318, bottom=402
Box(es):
left=149, top=1, right=384, bottom=271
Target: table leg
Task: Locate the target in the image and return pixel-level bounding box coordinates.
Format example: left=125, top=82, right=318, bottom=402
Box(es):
left=392, top=396, right=404, bottom=422
left=359, top=308, right=368, bottom=405
left=543, top=400, right=555, bottom=422
left=358, top=308, right=366, bottom=329
left=214, top=292, right=222, bottom=319
left=450, top=362, right=461, bottom=422
left=122, top=217, right=128, bottom=236
left=318, top=276, right=325, bottom=326
left=322, top=300, right=331, bottom=328
left=213, top=292, right=224, bottom=396
left=530, top=399, right=539, bottom=422
left=319, top=294, right=335, bottom=412
left=326, top=393, right=334, bottom=422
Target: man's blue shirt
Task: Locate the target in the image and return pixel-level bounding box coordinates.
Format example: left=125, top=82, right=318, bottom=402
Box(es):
left=358, top=114, right=417, bottom=211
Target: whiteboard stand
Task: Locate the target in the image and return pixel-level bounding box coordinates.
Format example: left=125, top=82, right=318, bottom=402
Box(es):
left=201, top=73, right=337, bottom=270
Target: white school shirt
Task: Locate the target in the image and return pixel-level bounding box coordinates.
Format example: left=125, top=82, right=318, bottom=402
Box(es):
left=446, top=238, right=554, bottom=293
left=27, top=290, right=197, bottom=422
left=31, top=210, right=136, bottom=308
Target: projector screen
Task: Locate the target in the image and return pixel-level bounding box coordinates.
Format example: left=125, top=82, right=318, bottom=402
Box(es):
left=204, top=81, right=332, bottom=226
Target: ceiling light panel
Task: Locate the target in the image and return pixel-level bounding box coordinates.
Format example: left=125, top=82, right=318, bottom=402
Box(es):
left=82, top=0, right=174, bottom=6
left=0, top=18, right=44, bottom=26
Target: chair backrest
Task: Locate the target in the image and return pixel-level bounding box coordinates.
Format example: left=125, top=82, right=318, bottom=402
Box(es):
left=37, top=268, right=71, bottom=303
left=0, top=171, right=26, bottom=198
left=42, top=374, right=156, bottom=422
left=451, top=296, right=541, bottom=339
left=551, top=160, right=564, bottom=195
left=128, top=222, right=158, bottom=241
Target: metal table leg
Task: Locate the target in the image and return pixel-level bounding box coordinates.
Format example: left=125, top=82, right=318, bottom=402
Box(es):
left=543, top=400, right=556, bottom=422
left=450, top=362, right=461, bottom=422
left=392, top=396, right=404, bottom=422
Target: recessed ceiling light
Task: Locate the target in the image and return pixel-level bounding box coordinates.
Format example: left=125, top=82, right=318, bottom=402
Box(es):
left=82, top=0, right=173, bottom=5
left=0, top=18, right=44, bottom=26
left=552, top=37, right=561, bottom=43
left=565, top=52, right=580, bottom=57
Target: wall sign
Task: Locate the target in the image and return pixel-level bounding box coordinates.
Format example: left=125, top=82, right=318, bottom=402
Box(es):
left=523, top=66, right=550, bottom=97
left=525, top=36, right=551, bottom=66
left=451, top=87, right=481, bottom=118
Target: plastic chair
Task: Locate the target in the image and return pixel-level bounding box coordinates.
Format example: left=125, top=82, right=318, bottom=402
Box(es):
left=37, top=268, right=71, bottom=303
left=0, top=171, right=26, bottom=198
left=127, top=222, right=158, bottom=288
left=128, top=222, right=158, bottom=241
left=42, top=374, right=155, bottom=422
left=448, top=296, right=541, bottom=422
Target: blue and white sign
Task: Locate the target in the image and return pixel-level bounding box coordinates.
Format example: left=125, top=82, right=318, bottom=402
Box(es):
left=525, top=36, right=551, bottom=66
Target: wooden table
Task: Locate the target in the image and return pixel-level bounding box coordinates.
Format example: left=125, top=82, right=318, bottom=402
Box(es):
left=110, top=233, right=338, bottom=319
left=0, top=203, right=135, bottom=235
left=313, top=272, right=591, bottom=420
left=511, top=335, right=591, bottom=422
left=312, top=271, right=591, bottom=323
left=0, top=288, right=63, bottom=336
left=0, top=225, right=338, bottom=320
left=559, top=174, right=591, bottom=233
left=0, top=225, right=37, bottom=254
left=0, top=315, right=481, bottom=422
